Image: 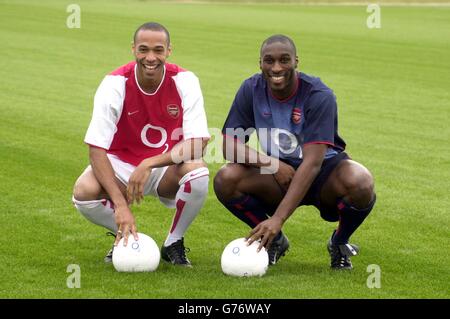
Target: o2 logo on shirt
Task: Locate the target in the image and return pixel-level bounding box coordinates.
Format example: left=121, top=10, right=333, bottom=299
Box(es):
left=270, top=128, right=302, bottom=158
left=141, top=124, right=169, bottom=153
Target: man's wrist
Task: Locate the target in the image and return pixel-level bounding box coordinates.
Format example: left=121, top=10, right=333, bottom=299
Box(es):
left=141, top=158, right=154, bottom=170
left=271, top=214, right=286, bottom=225
left=113, top=199, right=129, bottom=209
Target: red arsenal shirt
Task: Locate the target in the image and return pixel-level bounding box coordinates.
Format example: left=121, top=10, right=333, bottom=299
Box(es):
left=85, top=61, right=210, bottom=166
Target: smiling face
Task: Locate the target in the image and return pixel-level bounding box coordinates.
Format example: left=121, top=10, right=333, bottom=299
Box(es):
left=260, top=41, right=298, bottom=99
left=132, top=29, right=171, bottom=91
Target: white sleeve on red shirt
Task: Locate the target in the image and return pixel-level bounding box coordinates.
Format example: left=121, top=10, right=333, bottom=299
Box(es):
left=84, top=75, right=126, bottom=149
left=172, top=71, right=210, bottom=140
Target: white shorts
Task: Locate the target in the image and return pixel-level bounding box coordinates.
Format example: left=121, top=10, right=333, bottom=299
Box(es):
left=88, top=154, right=175, bottom=208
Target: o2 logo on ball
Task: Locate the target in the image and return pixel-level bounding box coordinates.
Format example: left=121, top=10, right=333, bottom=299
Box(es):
left=112, top=233, right=160, bottom=273
left=221, top=238, right=269, bottom=277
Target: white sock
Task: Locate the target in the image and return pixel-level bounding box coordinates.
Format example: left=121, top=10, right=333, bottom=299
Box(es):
left=72, top=196, right=118, bottom=233
left=164, top=167, right=209, bottom=246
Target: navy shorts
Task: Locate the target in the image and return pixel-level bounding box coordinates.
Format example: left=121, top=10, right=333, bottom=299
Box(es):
left=299, top=151, right=350, bottom=222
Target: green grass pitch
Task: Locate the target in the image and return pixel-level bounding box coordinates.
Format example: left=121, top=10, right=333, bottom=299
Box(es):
left=0, top=0, right=449, bottom=299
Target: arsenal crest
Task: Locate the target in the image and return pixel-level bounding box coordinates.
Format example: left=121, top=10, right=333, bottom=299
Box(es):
left=292, top=107, right=301, bottom=124
left=167, top=104, right=180, bottom=118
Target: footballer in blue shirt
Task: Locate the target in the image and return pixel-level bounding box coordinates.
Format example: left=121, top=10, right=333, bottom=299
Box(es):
left=214, top=35, right=376, bottom=270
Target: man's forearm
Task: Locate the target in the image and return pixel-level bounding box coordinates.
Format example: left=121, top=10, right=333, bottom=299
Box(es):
left=223, top=136, right=278, bottom=170
left=273, top=161, right=322, bottom=223
left=140, top=138, right=208, bottom=169
left=272, top=144, right=328, bottom=223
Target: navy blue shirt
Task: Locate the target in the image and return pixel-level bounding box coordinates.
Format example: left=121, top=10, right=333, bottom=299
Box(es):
left=222, top=72, right=346, bottom=168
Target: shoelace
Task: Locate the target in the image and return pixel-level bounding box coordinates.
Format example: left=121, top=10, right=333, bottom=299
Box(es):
left=268, top=243, right=280, bottom=262
left=167, top=241, right=190, bottom=263
left=330, top=248, right=350, bottom=267
left=269, top=236, right=288, bottom=258
left=337, top=255, right=349, bottom=267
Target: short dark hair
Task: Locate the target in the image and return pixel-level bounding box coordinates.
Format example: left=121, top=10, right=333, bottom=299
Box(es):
left=260, top=34, right=297, bottom=56
left=133, top=22, right=170, bottom=45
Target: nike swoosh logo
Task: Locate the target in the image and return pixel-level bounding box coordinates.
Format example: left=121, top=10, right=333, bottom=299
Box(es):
left=128, top=110, right=139, bottom=116
left=190, top=171, right=208, bottom=178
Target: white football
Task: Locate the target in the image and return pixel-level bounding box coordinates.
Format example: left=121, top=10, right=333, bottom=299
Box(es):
left=221, top=237, right=269, bottom=277
left=112, top=232, right=160, bottom=272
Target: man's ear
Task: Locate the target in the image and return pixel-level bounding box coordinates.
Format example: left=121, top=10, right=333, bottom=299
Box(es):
left=167, top=44, right=172, bottom=57
left=295, top=56, right=299, bottom=68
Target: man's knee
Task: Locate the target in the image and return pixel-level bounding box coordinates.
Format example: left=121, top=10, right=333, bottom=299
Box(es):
left=340, top=162, right=375, bottom=208
left=73, top=172, right=102, bottom=201
left=213, top=164, right=244, bottom=201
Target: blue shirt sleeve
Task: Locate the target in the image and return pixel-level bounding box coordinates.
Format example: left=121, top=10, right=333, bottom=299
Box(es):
left=222, top=80, right=255, bottom=143
left=303, top=91, right=337, bottom=146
